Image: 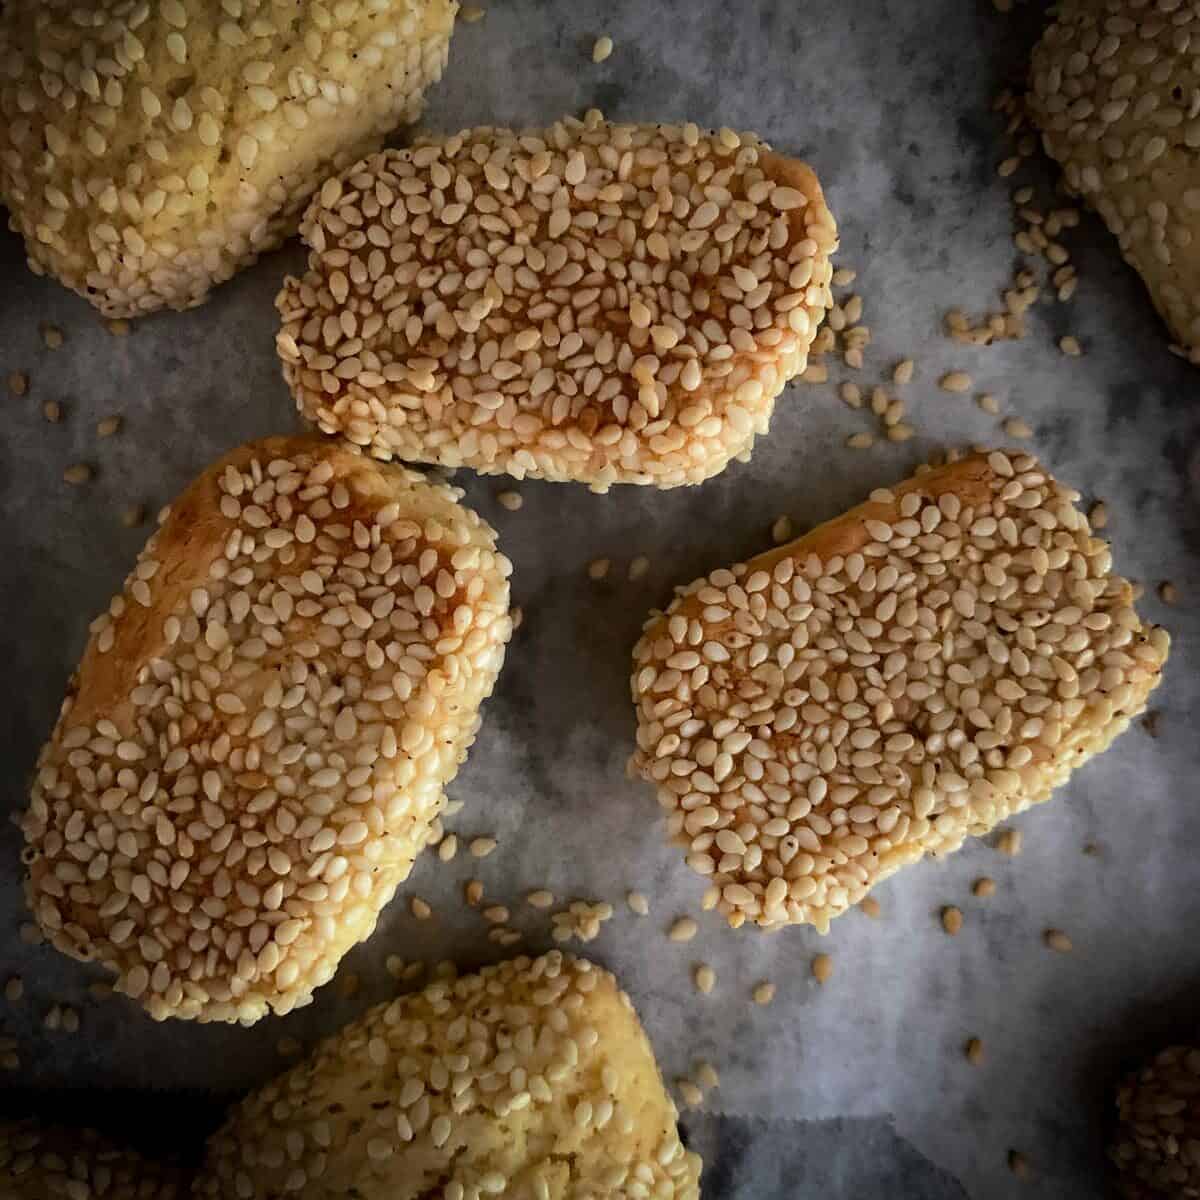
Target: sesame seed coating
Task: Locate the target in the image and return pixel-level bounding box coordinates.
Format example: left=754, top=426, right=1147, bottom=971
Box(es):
left=198, top=953, right=702, bottom=1200
left=1030, top=0, right=1200, bottom=361
left=0, top=1121, right=185, bottom=1198
left=631, top=451, right=1169, bottom=932
left=1110, top=1044, right=1200, bottom=1197
left=0, top=0, right=456, bottom=318
left=21, top=435, right=512, bottom=1024
left=276, top=112, right=837, bottom=490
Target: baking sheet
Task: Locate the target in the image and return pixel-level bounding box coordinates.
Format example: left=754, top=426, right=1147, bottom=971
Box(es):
left=2, top=1, right=1199, bottom=1196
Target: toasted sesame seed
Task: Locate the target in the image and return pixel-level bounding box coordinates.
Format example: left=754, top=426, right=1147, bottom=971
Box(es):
left=859, top=896, right=881, bottom=919
left=588, top=558, right=611, bottom=581
left=42, top=400, right=62, bottom=423
left=465, top=880, right=485, bottom=906
left=669, top=917, right=698, bottom=943
left=628, top=555, right=651, bottom=582
left=41, top=324, right=64, bottom=350
left=965, top=1037, right=984, bottom=1065
left=839, top=382, right=863, bottom=409
left=591, top=35, right=614, bottom=63
left=997, top=156, right=1021, bottom=178
left=973, top=877, right=996, bottom=898
left=832, top=268, right=857, bottom=286
left=696, top=1060, right=720, bottom=1090
left=120, top=504, right=146, bottom=528
left=96, top=415, right=122, bottom=438
left=812, top=954, right=833, bottom=984
left=526, top=890, right=556, bottom=909
left=469, top=837, right=498, bottom=858
left=64, top=463, right=92, bottom=485
left=844, top=347, right=864, bottom=369
left=771, top=515, right=794, bottom=544
left=461, top=4, right=486, bottom=20
left=846, top=432, right=875, bottom=449
left=892, top=359, right=915, bottom=385
left=996, top=829, right=1023, bottom=856
left=939, top=371, right=972, bottom=393
left=1044, top=928, right=1073, bottom=953
left=886, top=423, right=915, bottom=442
left=497, top=490, right=523, bottom=512
left=7, top=371, right=29, bottom=397
left=752, top=981, right=776, bottom=1006
left=1158, top=581, right=1179, bottom=605
left=1002, top=417, right=1033, bottom=439
left=385, top=955, right=405, bottom=979
left=1088, top=502, right=1108, bottom=530
left=1059, top=335, right=1082, bottom=357
left=106, top=320, right=131, bottom=337
left=482, top=905, right=510, bottom=925
left=677, top=1078, right=704, bottom=1108
left=693, top=964, right=716, bottom=994
left=977, top=393, right=1000, bottom=415
left=941, top=906, right=964, bottom=936
left=626, top=891, right=650, bottom=916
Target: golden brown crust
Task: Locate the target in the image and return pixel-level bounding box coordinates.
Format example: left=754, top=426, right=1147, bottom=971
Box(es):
left=23, top=435, right=512, bottom=1023
left=632, top=450, right=1168, bottom=931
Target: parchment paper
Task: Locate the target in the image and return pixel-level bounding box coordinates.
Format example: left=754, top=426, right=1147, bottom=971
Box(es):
left=2, top=2, right=1198, bottom=1196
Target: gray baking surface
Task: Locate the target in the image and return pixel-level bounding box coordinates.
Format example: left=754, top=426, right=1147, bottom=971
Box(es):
left=1, top=1, right=1198, bottom=1197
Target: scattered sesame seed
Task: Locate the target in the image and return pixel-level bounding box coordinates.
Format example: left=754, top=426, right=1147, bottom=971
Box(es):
left=886, top=423, right=915, bottom=442
left=409, top=897, right=432, bottom=920
left=945, top=310, right=969, bottom=333
left=4, top=977, right=23, bottom=1004
left=677, top=1078, right=704, bottom=1108
left=41, top=324, right=64, bottom=350
left=977, top=393, right=1000, bottom=415
left=550, top=900, right=613, bottom=943
left=482, top=905, right=510, bottom=925
left=812, top=954, right=833, bottom=984
left=628, top=555, right=651, bottom=582
left=469, top=837, right=498, bottom=858
left=846, top=432, right=874, bottom=449
left=63, top=463, right=93, bottom=485
left=668, top=917, right=698, bottom=943
left=61, top=1006, right=80, bottom=1034
left=587, top=558, right=611, bottom=581
left=526, top=890, right=555, bottom=909
left=437, top=834, right=458, bottom=862
left=42, top=400, right=62, bottom=423
left=96, top=415, right=122, bottom=438
left=1088, top=501, right=1108, bottom=530
left=771, top=515, right=794, bottom=545
left=1059, top=335, right=1082, bottom=357
left=7, top=371, right=29, bottom=397
left=1002, top=417, right=1033, bottom=439
left=465, top=880, right=484, bottom=907
left=1044, top=928, right=1073, bottom=953
left=497, top=490, right=523, bottom=512
left=106, top=320, right=131, bottom=337
left=859, top=896, right=881, bottom=919
left=626, top=891, right=650, bottom=916
left=693, top=964, right=716, bottom=995
left=844, top=347, right=864, bottom=369
left=802, top=362, right=829, bottom=384
left=591, top=35, right=614, bottom=63
left=461, top=4, right=486, bottom=20
left=385, top=955, right=405, bottom=979
left=752, top=981, right=776, bottom=1006
left=997, top=156, right=1021, bottom=177
left=892, top=359, right=915, bottom=385
left=695, top=1061, right=720, bottom=1091
left=941, top=906, right=964, bottom=936
left=43, top=1005, right=62, bottom=1032
left=973, top=877, right=996, bottom=898
left=965, top=1037, right=984, bottom=1065
left=1158, top=581, right=1179, bottom=605
left=119, top=504, right=145, bottom=528
left=832, top=267, right=857, bottom=286
left=996, top=829, right=1023, bottom=857
left=939, top=371, right=972, bottom=393
left=839, top=381, right=863, bottom=409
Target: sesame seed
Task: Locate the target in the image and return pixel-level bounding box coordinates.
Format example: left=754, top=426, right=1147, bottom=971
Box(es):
left=752, top=981, right=776, bottom=1006
left=1158, top=581, right=1179, bottom=605
left=977, top=393, right=1000, bottom=415
left=42, top=400, right=63, bottom=423
left=120, top=504, right=145, bottom=528
left=61, top=1006, right=80, bottom=1034
left=96, top=415, right=122, bottom=438
left=693, top=964, right=716, bottom=994
left=465, top=880, right=485, bottom=906
left=846, top=432, right=874, bottom=449
left=997, top=156, right=1021, bottom=177
left=802, top=363, right=829, bottom=384
left=839, top=382, right=863, bottom=409
left=832, top=267, right=857, bottom=286
left=1044, top=928, right=1073, bottom=953
left=1058, top=335, right=1082, bottom=357
left=628, top=555, right=651, bottom=582
left=668, top=918, right=698, bottom=943
left=7, top=371, right=29, bottom=397
left=526, top=890, right=556, bottom=909
left=41, top=324, right=64, bottom=350
left=106, top=320, right=131, bottom=337
left=939, top=371, right=972, bottom=393
left=588, top=558, right=611, bottom=581
left=591, top=35, right=614, bottom=63
left=1002, top=417, right=1033, bottom=439
left=677, top=1079, right=704, bottom=1108
left=886, top=423, right=915, bottom=442
left=771, top=515, right=794, bottom=545
left=482, top=905, right=510, bottom=925
left=437, top=834, right=458, bottom=863
left=469, top=837, right=498, bottom=858
left=811, top=954, right=833, bottom=984
left=892, top=359, right=915, bottom=385
left=4, top=977, right=23, bottom=1004
left=696, top=1061, right=720, bottom=1090
left=461, top=5, right=486, bottom=20
left=941, top=906, right=964, bottom=936
left=859, top=896, right=881, bottom=919
left=497, top=490, right=523, bottom=512
left=996, top=830, right=1023, bottom=857
left=965, top=1037, right=984, bottom=1065
left=973, top=877, right=996, bottom=898
left=63, top=463, right=92, bottom=485
left=1088, top=502, right=1108, bottom=531
left=626, top=891, right=650, bottom=916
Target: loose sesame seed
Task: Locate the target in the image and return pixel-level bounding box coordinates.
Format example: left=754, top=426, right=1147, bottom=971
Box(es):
left=465, top=880, right=485, bottom=906
left=859, top=896, right=881, bottom=919
left=973, top=877, right=996, bottom=898
left=1002, top=417, right=1033, bottom=439
left=42, top=400, right=62, bottom=423
left=1088, top=502, right=1109, bottom=531
left=771, top=515, right=794, bottom=544
left=628, top=555, right=651, bottom=582
left=939, top=371, right=972, bottom=393
left=977, top=393, right=1000, bottom=415
left=812, top=954, right=833, bottom=984
left=461, top=5, right=486, bottom=20
left=668, top=918, right=698, bottom=943
left=846, top=431, right=874, bottom=449
left=4, top=977, right=23, bottom=1004
left=752, top=981, right=776, bottom=1005
left=41, top=324, right=64, bottom=350
left=965, top=1037, right=984, bottom=1065
left=526, top=890, right=556, bottom=909
left=1158, top=581, right=1179, bottom=605
left=1058, top=335, right=1082, bottom=357
left=840, top=382, right=863, bottom=409
left=997, top=156, right=1021, bottom=177
left=7, top=371, right=29, bottom=397
left=996, top=830, right=1023, bottom=857
left=588, top=558, right=611, bottom=581
left=591, top=35, right=614, bottom=63
left=626, top=891, right=650, bottom=916
left=482, top=905, right=510, bottom=925
left=941, top=906, right=964, bottom=936
left=63, top=463, right=92, bottom=485
left=693, top=963, right=716, bottom=994
left=437, top=835, right=458, bottom=863
left=470, top=837, right=498, bottom=858
left=106, top=320, right=131, bottom=337
left=1044, top=928, right=1073, bottom=953
left=832, top=268, right=857, bottom=286
left=96, top=415, right=122, bottom=438
left=696, top=1061, right=720, bottom=1090
left=677, top=1079, right=704, bottom=1108
left=497, top=490, right=523, bottom=512
left=886, top=422, right=915, bottom=442
left=120, top=504, right=145, bottom=528
left=892, top=359, right=915, bottom=385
